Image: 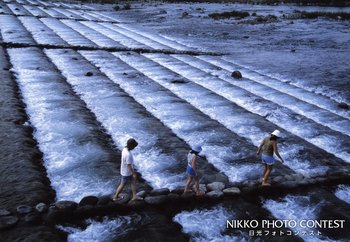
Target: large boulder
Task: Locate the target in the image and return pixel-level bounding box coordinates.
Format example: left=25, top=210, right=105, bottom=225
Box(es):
left=223, top=187, right=241, bottom=196
left=55, top=201, right=78, bottom=212
left=79, top=196, right=99, bottom=207
left=113, top=193, right=130, bottom=205
left=149, top=188, right=170, bottom=196
left=207, top=182, right=225, bottom=191
left=24, top=212, right=41, bottom=224
left=144, top=195, right=168, bottom=205
left=206, top=190, right=224, bottom=199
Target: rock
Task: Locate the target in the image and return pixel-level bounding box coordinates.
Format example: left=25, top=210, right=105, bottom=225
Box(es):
left=284, top=175, right=294, bottom=181
left=55, top=201, right=78, bottom=211
left=215, top=174, right=228, bottom=183
left=128, top=199, right=145, bottom=209
left=144, top=195, right=168, bottom=205
left=168, top=193, right=180, bottom=202
left=273, top=176, right=284, bottom=183
left=291, top=174, right=304, bottom=181
left=207, top=182, right=225, bottom=191
left=281, top=181, right=299, bottom=189
left=338, top=102, right=349, bottom=110
left=0, top=209, right=11, bottom=216
left=231, top=71, right=242, bottom=79
left=223, top=187, right=241, bottom=196
left=171, top=79, right=187, bottom=84
left=79, top=196, right=99, bottom=206
left=35, top=203, right=48, bottom=213
left=85, top=71, right=93, bottom=77
left=159, top=9, right=167, bottom=14
left=24, top=212, right=41, bottom=224
left=0, top=216, right=18, bottom=230
left=315, top=177, right=327, bottom=183
left=206, top=190, right=224, bottom=199
left=136, top=190, right=147, bottom=198
left=114, top=193, right=130, bottom=205
left=97, top=195, right=111, bottom=206
left=182, top=12, right=189, bottom=17
left=181, top=192, right=195, bottom=200
left=16, top=205, right=33, bottom=215
left=172, top=187, right=185, bottom=195
left=150, top=188, right=170, bottom=196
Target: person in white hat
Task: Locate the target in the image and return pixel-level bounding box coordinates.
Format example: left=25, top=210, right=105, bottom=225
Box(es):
left=183, top=145, right=205, bottom=196
left=256, top=130, right=284, bottom=186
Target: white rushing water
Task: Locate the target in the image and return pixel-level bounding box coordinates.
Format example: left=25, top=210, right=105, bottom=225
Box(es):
left=58, top=215, right=140, bottom=242
left=174, top=205, right=245, bottom=242
left=263, top=195, right=336, bottom=242
left=334, top=185, right=350, bottom=204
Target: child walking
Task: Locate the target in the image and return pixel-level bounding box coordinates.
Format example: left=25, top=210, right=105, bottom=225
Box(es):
left=113, top=138, right=142, bottom=201
left=184, top=145, right=205, bottom=196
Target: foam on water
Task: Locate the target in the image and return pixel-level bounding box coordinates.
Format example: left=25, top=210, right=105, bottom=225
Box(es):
left=9, top=48, right=118, bottom=201
left=334, top=185, right=350, bottom=204
left=174, top=205, right=245, bottom=242
left=58, top=215, right=140, bottom=242
left=263, top=195, right=336, bottom=242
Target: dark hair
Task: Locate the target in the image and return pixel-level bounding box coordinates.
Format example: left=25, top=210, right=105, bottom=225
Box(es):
left=127, top=138, right=138, bottom=149
left=190, top=150, right=199, bottom=155
left=270, top=135, right=278, bottom=141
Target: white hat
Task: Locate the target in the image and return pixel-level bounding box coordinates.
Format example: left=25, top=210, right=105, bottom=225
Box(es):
left=193, top=145, right=202, bottom=153
left=271, top=130, right=281, bottom=138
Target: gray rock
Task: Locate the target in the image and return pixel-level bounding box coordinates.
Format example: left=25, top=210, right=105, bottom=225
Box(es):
left=171, top=187, right=184, bottom=195
left=168, top=193, right=180, bottom=202
left=97, top=195, right=111, bottom=206
left=128, top=199, right=145, bottom=208
left=291, top=174, right=304, bottom=181
left=150, top=188, right=170, bottom=196
left=0, top=209, right=11, bottom=216
left=55, top=201, right=78, bottom=211
left=16, top=205, right=33, bottom=215
left=136, top=190, right=147, bottom=198
left=316, top=177, right=327, bottom=183
left=284, top=175, right=294, bottom=181
left=85, top=71, right=93, bottom=77
left=231, top=70, right=242, bottom=79
left=207, top=182, right=225, bottom=191
left=79, top=196, right=99, bottom=206
left=281, top=181, right=299, bottom=189
left=0, top=215, right=18, bottom=230
left=273, top=176, right=284, bottom=183
left=35, top=203, right=48, bottom=213
left=144, top=195, right=168, bottom=205
left=223, top=187, right=241, bottom=196
left=113, top=193, right=130, bottom=205
left=24, top=212, right=41, bottom=224
left=338, top=102, right=349, bottom=110
left=206, top=190, right=224, bottom=199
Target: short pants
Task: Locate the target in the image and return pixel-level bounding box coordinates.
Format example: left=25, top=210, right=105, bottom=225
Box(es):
left=262, top=154, right=276, bottom=165
left=186, top=165, right=197, bottom=177
left=120, top=175, right=132, bottom=184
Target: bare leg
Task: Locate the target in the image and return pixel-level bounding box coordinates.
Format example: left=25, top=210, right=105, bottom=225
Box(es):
left=184, top=176, right=193, bottom=193
left=262, top=164, right=268, bottom=182
left=194, top=176, right=204, bottom=196
left=113, top=182, right=125, bottom=200
left=131, top=176, right=142, bottom=200
left=262, top=165, right=273, bottom=185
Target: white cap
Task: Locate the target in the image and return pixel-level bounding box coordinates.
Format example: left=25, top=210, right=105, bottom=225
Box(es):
left=271, top=130, right=281, bottom=138
left=193, top=145, right=202, bottom=153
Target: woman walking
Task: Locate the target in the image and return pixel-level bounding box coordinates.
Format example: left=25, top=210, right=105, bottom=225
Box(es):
left=256, top=130, right=284, bottom=186
left=184, top=145, right=205, bottom=196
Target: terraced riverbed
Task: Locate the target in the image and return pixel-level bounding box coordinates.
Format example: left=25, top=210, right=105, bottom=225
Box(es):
left=0, top=0, right=349, bottom=241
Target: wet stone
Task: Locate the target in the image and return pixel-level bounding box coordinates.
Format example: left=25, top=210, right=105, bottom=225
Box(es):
left=144, top=195, right=168, bottom=205
left=280, top=181, right=299, bottom=189
left=79, top=196, right=99, bottom=206
left=85, top=71, right=93, bottom=77
left=168, top=193, right=180, bottom=202
left=231, top=70, right=242, bottom=79
left=206, top=190, right=224, bottom=199
left=0, top=209, right=11, bottom=216
left=291, top=174, right=304, bottom=181
left=24, top=212, right=41, bottom=224
left=284, top=175, right=294, bottom=181
left=16, top=205, right=33, bottom=215
left=171, top=79, right=187, bottom=84
left=207, top=182, right=225, bottom=191
left=273, top=176, right=284, bottom=183
left=35, top=203, right=48, bottom=213
left=338, top=102, right=349, bottom=110
left=0, top=215, right=19, bottom=230
left=97, top=195, right=112, bottom=206
left=171, top=187, right=184, bottom=195
left=55, top=201, right=78, bottom=211
left=316, top=177, right=327, bottom=183
left=114, top=193, right=130, bottom=205
left=150, top=188, right=170, bottom=196
left=128, top=199, right=145, bottom=208
left=136, top=190, right=147, bottom=198
left=223, top=187, right=241, bottom=196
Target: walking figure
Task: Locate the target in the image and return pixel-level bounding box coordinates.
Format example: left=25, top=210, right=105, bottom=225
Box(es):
left=184, top=145, right=205, bottom=196
left=256, top=130, right=284, bottom=186
left=113, top=138, right=143, bottom=201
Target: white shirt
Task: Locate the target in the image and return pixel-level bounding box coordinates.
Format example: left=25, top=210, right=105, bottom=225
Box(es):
left=120, top=147, right=134, bottom=176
